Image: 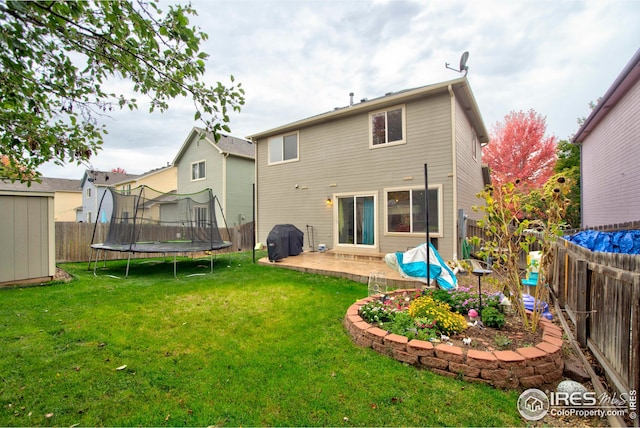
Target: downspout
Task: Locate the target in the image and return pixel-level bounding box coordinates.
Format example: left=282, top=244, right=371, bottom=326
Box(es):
left=448, top=84, right=459, bottom=260
left=222, top=153, right=228, bottom=216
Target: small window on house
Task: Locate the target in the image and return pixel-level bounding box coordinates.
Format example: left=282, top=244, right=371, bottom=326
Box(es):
left=385, top=186, right=441, bottom=235
left=191, top=160, right=206, bottom=181
left=86, top=188, right=91, bottom=198
left=472, top=129, right=478, bottom=161
left=87, top=211, right=92, bottom=223
left=269, top=132, right=299, bottom=164
left=370, top=105, right=405, bottom=148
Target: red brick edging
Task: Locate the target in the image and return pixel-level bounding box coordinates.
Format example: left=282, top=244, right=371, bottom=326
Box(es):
left=344, top=289, right=564, bottom=389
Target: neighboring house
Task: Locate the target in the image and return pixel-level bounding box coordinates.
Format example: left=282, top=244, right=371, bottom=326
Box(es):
left=572, top=48, right=640, bottom=228
left=248, top=76, right=490, bottom=261
left=113, top=164, right=177, bottom=195
left=78, top=170, right=140, bottom=223
left=172, top=127, right=255, bottom=226
left=40, top=177, right=82, bottom=222
left=0, top=180, right=55, bottom=286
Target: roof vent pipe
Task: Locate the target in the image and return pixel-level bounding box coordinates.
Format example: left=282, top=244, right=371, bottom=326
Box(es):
left=349, top=92, right=354, bottom=106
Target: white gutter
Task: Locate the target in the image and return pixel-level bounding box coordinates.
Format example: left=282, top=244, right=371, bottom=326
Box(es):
left=448, top=84, right=458, bottom=260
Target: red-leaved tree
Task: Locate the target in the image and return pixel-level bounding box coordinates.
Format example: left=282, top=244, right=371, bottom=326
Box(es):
left=111, top=167, right=127, bottom=174
left=483, top=109, right=557, bottom=190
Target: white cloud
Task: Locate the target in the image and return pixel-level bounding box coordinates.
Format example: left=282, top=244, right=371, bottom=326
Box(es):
left=39, top=0, right=640, bottom=179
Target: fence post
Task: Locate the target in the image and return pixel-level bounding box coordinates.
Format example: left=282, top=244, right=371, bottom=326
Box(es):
left=555, top=245, right=567, bottom=307
left=632, top=274, right=640, bottom=393
left=576, top=259, right=588, bottom=347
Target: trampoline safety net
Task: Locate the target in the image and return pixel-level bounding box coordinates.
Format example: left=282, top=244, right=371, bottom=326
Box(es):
left=90, top=185, right=231, bottom=256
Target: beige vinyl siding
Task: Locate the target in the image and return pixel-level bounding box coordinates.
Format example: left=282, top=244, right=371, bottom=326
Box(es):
left=224, top=156, right=255, bottom=226
left=257, top=92, right=456, bottom=256
left=177, top=135, right=224, bottom=197
left=0, top=193, right=55, bottom=284
left=454, top=96, right=486, bottom=222
left=581, top=78, right=640, bottom=227
left=54, top=191, right=82, bottom=221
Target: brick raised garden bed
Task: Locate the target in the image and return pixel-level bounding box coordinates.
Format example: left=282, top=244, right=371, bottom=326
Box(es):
left=344, top=289, right=565, bottom=389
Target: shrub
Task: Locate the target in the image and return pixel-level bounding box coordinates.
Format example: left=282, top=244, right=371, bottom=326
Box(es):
left=359, top=300, right=397, bottom=325
left=481, top=306, right=506, bottom=329
left=446, top=286, right=502, bottom=315
left=408, top=296, right=467, bottom=336
left=426, top=288, right=452, bottom=306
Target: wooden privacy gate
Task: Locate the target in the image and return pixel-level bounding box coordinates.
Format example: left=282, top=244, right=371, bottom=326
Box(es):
left=551, top=239, right=640, bottom=396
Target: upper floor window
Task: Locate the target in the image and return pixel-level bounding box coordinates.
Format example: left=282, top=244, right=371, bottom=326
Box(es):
left=269, top=132, right=298, bottom=164
left=86, top=188, right=91, bottom=198
left=370, top=105, right=406, bottom=148
left=191, top=160, right=206, bottom=181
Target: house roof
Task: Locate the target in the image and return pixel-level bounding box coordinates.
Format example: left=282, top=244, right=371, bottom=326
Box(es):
left=172, top=127, right=256, bottom=165
left=79, top=170, right=140, bottom=188
left=247, top=77, right=489, bottom=144
left=40, top=177, right=82, bottom=192
left=573, top=47, right=640, bottom=143
left=0, top=179, right=55, bottom=195
left=111, top=164, right=175, bottom=187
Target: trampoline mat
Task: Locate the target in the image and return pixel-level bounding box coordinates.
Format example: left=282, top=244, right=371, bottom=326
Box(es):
left=91, top=240, right=232, bottom=253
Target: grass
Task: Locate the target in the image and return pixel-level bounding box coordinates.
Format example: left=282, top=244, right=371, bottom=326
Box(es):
left=0, top=251, right=523, bottom=426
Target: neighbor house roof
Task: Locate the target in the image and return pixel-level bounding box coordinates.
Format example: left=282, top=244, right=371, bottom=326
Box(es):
left=79, top=170, right=140, bottom=188
left=573, top=47, right=640, bottom=143
left=0, top=179, right=54, bottom=196
left=172, top=127, right=256, bottom=165
left=247, top=76, right=489, bottom=144
left=40, top=177, right=82, bottom=192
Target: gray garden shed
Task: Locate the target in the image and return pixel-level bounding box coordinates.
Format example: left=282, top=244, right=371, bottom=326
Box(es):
left=0, top=180, right=56, bottom=286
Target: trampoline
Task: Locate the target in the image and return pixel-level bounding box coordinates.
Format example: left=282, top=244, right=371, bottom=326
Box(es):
left=88, top=185, right=232, bottom=278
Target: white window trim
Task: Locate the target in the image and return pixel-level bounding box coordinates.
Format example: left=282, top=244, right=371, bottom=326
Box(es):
left=191, top=159, right=206, bottom=181
left=369, top=104, right=407, bottom=149
left=384, top=184, right=443, bottom=238
left=332, top=191, right=378, bottom=250
left=268, top=131, right=299, bottom=165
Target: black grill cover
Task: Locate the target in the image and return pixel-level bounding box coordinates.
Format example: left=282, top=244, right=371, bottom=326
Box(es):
left=267, top=224, right=304, bottom=262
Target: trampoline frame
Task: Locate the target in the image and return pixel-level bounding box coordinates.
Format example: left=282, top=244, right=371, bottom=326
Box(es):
left=87, top=185, right=233, bottom=278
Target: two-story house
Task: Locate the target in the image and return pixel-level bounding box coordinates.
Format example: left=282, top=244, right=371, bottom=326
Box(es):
left=172, top=127, right=255, bottom=227
left=78, top=170, right=140, bottom=223
left=572, top=47, right=640, bottom=228
left=39, top=177, right=82, bottom=222
left=113, top=164, right=177, bottom=196
left=248, top=77, right=490, bottom=261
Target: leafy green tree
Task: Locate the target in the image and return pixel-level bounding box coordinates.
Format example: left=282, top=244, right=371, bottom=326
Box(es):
left=553, top=139, right=581, bottom=227
left=0, top=0, right=244, bottom=182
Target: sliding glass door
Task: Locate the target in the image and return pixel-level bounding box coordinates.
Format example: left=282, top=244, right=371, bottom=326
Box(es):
left=337, top=194, right=376, bottom=247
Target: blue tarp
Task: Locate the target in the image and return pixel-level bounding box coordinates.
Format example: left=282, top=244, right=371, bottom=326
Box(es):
left=564, top=230, right=640, bottom=254
left=391, top=242, right=458, bottom=290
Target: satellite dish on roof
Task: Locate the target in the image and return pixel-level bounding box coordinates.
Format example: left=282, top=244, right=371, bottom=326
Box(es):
left=445, top=51, right=470, bottom=76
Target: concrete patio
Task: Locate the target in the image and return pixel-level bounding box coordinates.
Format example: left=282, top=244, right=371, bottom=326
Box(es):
left=258, top=250, right=425, bottom=289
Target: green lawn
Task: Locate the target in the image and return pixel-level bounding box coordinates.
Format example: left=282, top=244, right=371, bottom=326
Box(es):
left=0, top=251, right=523, bottom=426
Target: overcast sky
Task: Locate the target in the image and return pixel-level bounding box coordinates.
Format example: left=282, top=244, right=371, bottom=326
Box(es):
left=39, top=0, right=640, bottom=179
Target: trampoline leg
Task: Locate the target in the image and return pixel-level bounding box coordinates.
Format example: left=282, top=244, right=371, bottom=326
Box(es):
left=93, top=249, right=101, bottom=277
left=174, top=254, right=178, bottom=279
left=125, top=252, right=132, bottom=278
left=88, top=247, right=94, bottom=271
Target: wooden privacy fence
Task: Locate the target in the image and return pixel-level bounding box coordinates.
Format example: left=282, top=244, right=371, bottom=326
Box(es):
left=550, top=239, right=639, bottom=397
left=55, top=221, right=255, bottom=263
